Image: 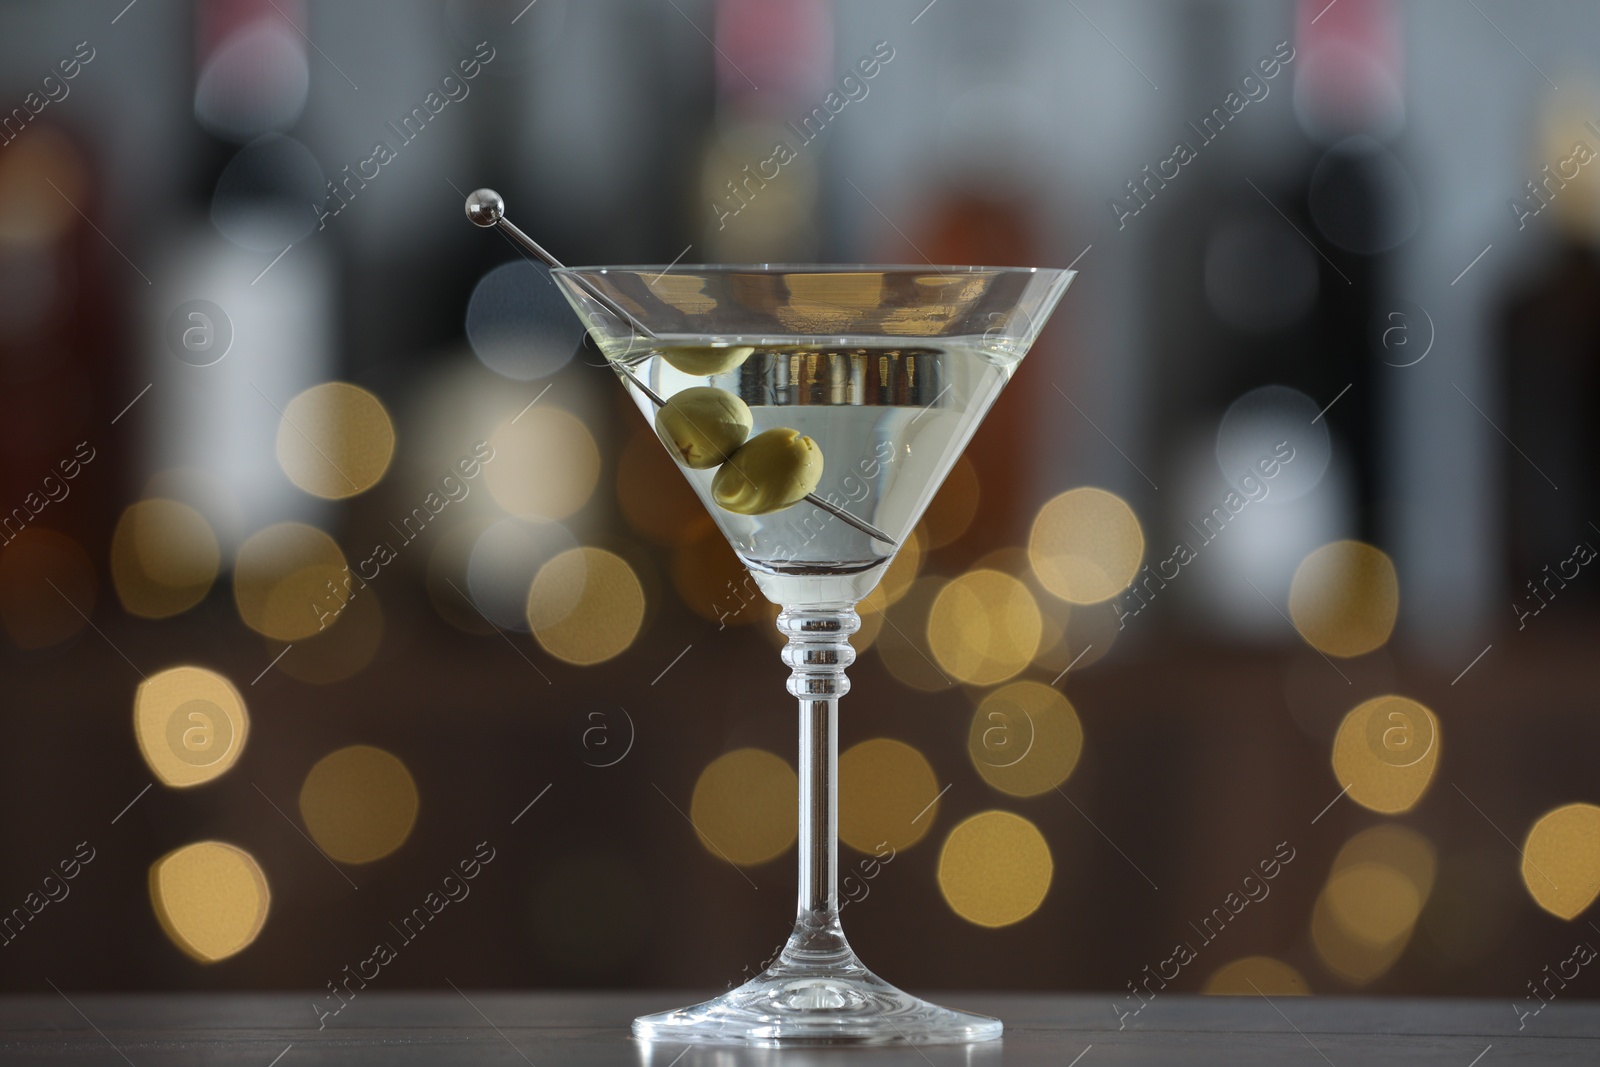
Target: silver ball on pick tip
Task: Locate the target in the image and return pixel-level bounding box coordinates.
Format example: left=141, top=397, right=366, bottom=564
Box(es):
left=464, top=188, right=504, bottom=228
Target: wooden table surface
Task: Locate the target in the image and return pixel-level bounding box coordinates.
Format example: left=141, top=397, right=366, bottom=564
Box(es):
left=1, top=991, right=1594, bottom=1065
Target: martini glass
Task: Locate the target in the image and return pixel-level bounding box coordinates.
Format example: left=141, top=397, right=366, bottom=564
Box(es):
left=467, top=190, right=1073, bottom=1045
left=553, top=263, right=1072, bottom=1046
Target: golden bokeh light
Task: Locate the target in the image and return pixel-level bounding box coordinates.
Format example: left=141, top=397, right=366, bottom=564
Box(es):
left=854, top=584, right=889, bottom=652
left=1203, top=956, right=1310, bottom=995
left=838, top=739, right=941, bottom=853
left=876, top=577, right=956, bottom=692
left=927, top=569, right=1042, bottom=686
left=1033, top=597, right=1117, bottom=674
left=143, top=466, right=244, bottom=552
left=1521, top=803, right=1600, bottom=920
left=1538, top=92, right=1600, bottom=234
left=1331, top=695, right=1439, bottom=814
left=110, top=499, right=219, bottom=619
left=149, top=841, right=269, bottom=963
left=703, top=125, right=819, bottom=262
left=879, top=527, right=923, bottom=607
left=485, top=406, right=600, bottom=521
left=276, top=587, right=385, bottom=685
left=1312, top=824, right=1437, bottom=985
left=1312, top=890, right=1410, bottom=985
left=979, top=546, right=1061, bottom=643
left=234, top=523, right=349, bottom=642
left=919, top=454, right=980, bottom=549
left=0, top=528, right=95, bottom=649
left=616, top=424, right=703, bottom=545
left=977, top=546, right=1118, bottom=675
left=848, top=531, right=924, bottom=655
left=526, top=547, right=645, bottom=666
left=1337, top=824, right=1437, bottom=902
left=688, top=748, right=797, bottom=867
left=1288, top=541, right=1399, bottom=657
left=968, top=681, right=1083, bottom=797
left=275, top=382, right=395, bottom=499
left=672, top=517, right=760, bottom=627
left=1326, top=863, right=1423, bottom=946
left=1029, top=487, right=1144, bottom=604
left=299, top=746, right=419, bottom=865
left=939, top=811, right=1053, bottom=927
left=134, top=666, right=248, bottom=788
left=972, top=545, right=1031, bottom=576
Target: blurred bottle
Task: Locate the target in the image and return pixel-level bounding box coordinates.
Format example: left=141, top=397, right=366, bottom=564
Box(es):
left=920, top=110, right=1053, bottom=556
left=0, top=124, right=105, bottom=521
left=1500, top=87, right=1600, bottom=603
left=0, top=122, right=117, bottom=653
left=145, top=0, right=335, bottom=555
left=1144, top=0, right=1407, bottom=633
left=698, top=0, right=829, bottom=261
left=904, top=3, right=1057, bottom=555
left=1285, top=0, right=1413, bottom=540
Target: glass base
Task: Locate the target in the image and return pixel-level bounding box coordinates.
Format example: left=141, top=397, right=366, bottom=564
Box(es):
left=633, top=954, right=1002, bottom=1046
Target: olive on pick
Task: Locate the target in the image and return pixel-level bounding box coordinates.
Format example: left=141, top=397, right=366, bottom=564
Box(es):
left=654, top=386, right=753, bottom=469
left=712, top=428, right=824, bottom=515
left=662, top=345, right=754, bottom=376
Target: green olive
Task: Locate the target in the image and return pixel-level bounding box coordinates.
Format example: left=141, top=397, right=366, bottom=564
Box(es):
left=654, top=387, right=752, bottom=469
left=712, top=428, right=824, bottom=515
left=662, top=345, right=754, bottom=376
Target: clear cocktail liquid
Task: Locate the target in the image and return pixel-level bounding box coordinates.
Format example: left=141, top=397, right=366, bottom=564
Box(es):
left=607, top=340, right=1017, bottom=604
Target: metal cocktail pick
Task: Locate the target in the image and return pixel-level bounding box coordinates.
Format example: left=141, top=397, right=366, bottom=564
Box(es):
left=464, top=189, right=898, bottom=547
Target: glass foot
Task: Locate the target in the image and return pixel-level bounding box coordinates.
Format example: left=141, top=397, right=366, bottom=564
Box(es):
left=633, top=955, right=1001, bottom=1046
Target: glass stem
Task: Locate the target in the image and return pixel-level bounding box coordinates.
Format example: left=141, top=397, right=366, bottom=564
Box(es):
left=776, top=603, right=860, bottom=967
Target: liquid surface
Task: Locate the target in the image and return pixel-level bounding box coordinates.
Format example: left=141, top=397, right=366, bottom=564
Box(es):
left=612, top=340, right=1015, bottom=605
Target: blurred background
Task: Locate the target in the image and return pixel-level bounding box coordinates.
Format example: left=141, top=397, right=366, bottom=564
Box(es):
left=2, top=0, right=1598, bottom=1010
